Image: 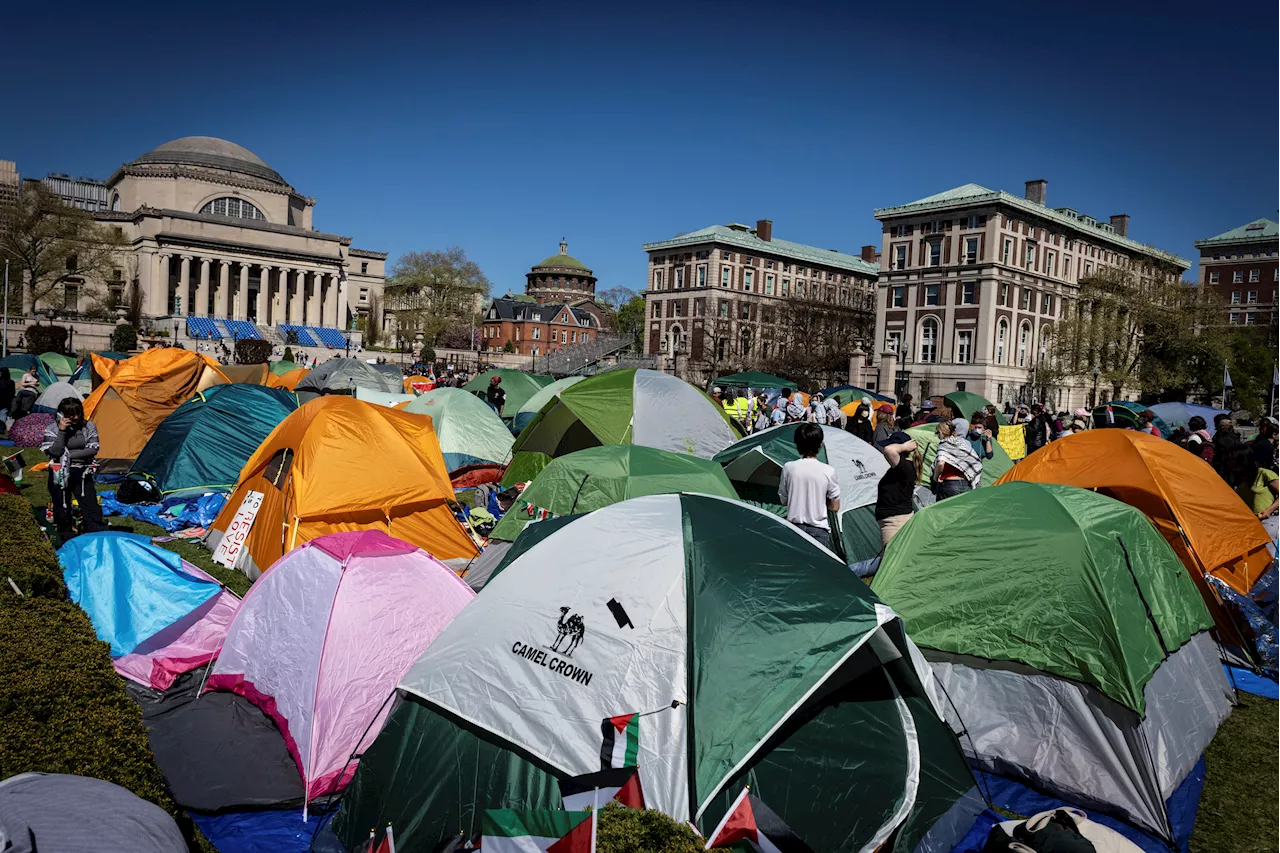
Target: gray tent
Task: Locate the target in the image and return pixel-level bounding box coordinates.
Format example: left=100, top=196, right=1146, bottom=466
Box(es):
left=294, top=358, right=402, bottom=402
left=0, top=773, right=187, bottom=852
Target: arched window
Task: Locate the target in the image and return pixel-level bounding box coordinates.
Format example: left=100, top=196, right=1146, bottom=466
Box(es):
left=1017, top=322, right=1031, bottom=367
left=200, top=196, right=265, bottom=221
left=919, top=318, right=938, bottom=363
left=996, top=319, right=1008, bottom=364
left=1038, top=327, right=1050, bottom=366
left=111, top=193, right=120, bottom=212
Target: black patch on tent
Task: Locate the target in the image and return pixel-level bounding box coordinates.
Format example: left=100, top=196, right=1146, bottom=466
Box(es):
left=606, top=598, right=633, bottom=629
left=126, top=668, right=305, bottom=813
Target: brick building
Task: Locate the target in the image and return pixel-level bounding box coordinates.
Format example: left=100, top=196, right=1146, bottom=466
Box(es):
left=871, top=180, right=1190, bottom=410
left=642, top=219, right=879, bottom=384
left=1193, top=218, right=1278, bottom=327
left=481, top=241, right=602, bottom=357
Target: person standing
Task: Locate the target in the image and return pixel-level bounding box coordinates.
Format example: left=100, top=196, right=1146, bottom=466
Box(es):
left=931, top=420, right=982, bottom=501
left=40, top=398, right=108, bottom=543
left=753, top=393, right=774, bottom=433
left=1024, top=403, right=1053, bottom=454
left=824, top=396, right=846, bottom=429
left=896, top=394, right=914, bottom=424
left=875, top=431, right=919, bottom=547
left=873, top=403, right=896, bottom=445
left=1212, top=416, right=1240, bottom=475
left=847, top=403, right=874, bottom=444
left=1224, top=444, right=1278, bottom=539
left=808, top=393, right=829, bottom=425
left=966, top=419, right=995, bottom=461
left=1185, top=416, right=1214, bottom=460
left=486, top=375, right=506, bottom=415
left=778, top=423, right=840, bottom=549
left=982, top=405, right=1002, bottom=439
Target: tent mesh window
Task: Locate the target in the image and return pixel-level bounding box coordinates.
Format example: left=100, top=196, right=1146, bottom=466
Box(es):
left=264, top=448, right=294, bottom=488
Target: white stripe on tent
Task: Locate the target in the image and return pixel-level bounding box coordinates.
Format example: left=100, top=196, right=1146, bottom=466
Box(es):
left=856, top=671, right=920, bottom=853
left=686, top=491, right=845, bottom=564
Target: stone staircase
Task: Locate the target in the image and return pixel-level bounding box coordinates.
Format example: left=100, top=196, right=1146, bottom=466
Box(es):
left=255, top=324, right=283, bottom=344
left=537, top=333, right=642, bottom=377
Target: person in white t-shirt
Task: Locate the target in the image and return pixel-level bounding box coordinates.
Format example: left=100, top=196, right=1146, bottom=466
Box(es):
left=778, top=423, right=841, bottom=549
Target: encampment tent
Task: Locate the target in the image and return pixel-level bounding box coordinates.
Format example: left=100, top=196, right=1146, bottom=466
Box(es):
left=265, top=366, right=309, bottom=391
left=504, top=369, right=739, bottom=486
left=995, top=429, right=1273, bottom=657
left=32, top=381, right=82, bottom=413
left=82, top=348, right=228, bottom=470
left=38, top=351, right=78, bottom=376
left=207, top=531, right=474, bottom=802
left=1092, top=401, right=1172, bottom=436
left=354, top=386, right=414, bottom=408
left=333, top=494, right=983, bottom=853
left=713, top=424, right=888, bottom=564
left=1148, top=402, right=1228, bottom=434
left=906, top=423, right=1013, bottom=487
left=218, top=363, right=270, bottom=385
left=0, top=773, right=187, bottom=853
left=463, top=369, right=549, bottom=421
left=489, top=445, right=737, bottom=542
left=0, top=354, right=55, bottom=388
left=269, top=360, right=301, bottom=375
left=206, top=396, right=478, bottom=579
left=821, top=384, right=895, bottom=406
left=294, top=358, right=402, bottom=401
left=400, top=387, right=515, bottom=472
left=942, top=390, right=1006, bottom=425
left=512, top=376, right=584, bottom=434
left=128, top=384, right=298, bottom=497
left=712, top=370, right=798, bottom=391
left=871, top=483, right=1232, bottom=841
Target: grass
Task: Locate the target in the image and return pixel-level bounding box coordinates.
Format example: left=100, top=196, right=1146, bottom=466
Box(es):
left=8, top=449, right=1277, bottom=851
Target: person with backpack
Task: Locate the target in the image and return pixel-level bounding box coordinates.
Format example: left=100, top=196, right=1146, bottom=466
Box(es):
left=1185, top=415, right=1214, bottom=464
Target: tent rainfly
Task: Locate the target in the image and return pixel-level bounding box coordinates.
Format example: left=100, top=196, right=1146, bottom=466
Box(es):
left=512, top=376, right=584, bottom=434
left=399, top=387, right=515, bottom=471
left=294, top=358, right=402, bottom=401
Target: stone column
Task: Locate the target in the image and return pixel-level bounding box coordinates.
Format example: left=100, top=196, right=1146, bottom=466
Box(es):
left=289, top=270, right=305, bottom=325
left=177, top=255, right=191, bottom=316
left=195, top=257, right=211, bottom=317
left=256, top=266, right=272, bottom=325
left=236, top=265, right=249, bottom=321
left=306, top=272, right=322, bottom=326
left=216, top=261, right=230, bottom=318
left=321, top=273, right=336, bottom=329
left=155, top=253, right=171, bottom=316
left=275, top=268, right=288, bottom=326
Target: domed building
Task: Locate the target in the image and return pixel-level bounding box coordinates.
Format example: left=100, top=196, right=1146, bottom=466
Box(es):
left=480, top=240, right=605, bottom=359
left=19, top=136, right=386, bottom=345
left=525, top=240, right=598, bottom=304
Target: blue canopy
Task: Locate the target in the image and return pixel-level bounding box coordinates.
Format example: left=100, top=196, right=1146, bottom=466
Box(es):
left=59, top=532, right=221, bottom=657
left=1148, top=402, right=1229, bottom=436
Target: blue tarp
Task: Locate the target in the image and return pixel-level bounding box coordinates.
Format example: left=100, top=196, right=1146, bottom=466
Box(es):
left=99, top=490, right=227, bottom=532
left=190, top=807, right=344, bottom=853
left=59, top=532, right=221, bottom=656
left=1225, top=665, right=1280, bottom=699
left=1148, top=402, right=1229, bottom=435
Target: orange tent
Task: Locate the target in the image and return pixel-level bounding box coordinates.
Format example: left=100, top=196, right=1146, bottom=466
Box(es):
left=996, top=430, right=1271, bottom=650
left=403, top=374, right=435, bottom=394
left=83, top=348, right=228, bottom=469
left=206, top=396, right=479, bottom=579
left=265, top=367, right=310, bottom=391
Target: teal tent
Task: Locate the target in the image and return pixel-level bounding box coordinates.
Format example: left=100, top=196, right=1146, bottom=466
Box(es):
left=712, top=370, right=798, bottom=390
left=127, top=384, right=298, bottom=497
left=1092, top=401, right=1172, bottom=436
left=2, top=354, right=56, bottom=389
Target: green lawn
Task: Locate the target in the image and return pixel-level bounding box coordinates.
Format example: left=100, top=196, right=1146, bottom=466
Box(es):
left=9, top=449, right=1277, bottom=850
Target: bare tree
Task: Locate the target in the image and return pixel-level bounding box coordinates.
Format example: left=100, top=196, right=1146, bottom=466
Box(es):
left=766, top=295, right=873, bottom=387
left=384, top=246, right=489, bottom=347
left=364, top=291, right=383, bottom=347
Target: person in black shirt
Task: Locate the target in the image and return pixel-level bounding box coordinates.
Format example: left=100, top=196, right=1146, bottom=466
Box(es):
left=875, top=430, right=920, bottom=548
left=486, top=376, right=507, bottom=415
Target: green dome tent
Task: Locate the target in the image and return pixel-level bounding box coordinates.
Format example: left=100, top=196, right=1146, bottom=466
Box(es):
left=269, top=359, right=301, bottom=375
left=512, top=376, right=584, bottom=433
left=713, top=424, right=888, bottom=565
left=38, top=351, right=79, bottom=376
left=942, top=390, right=1006, bottom=425
left=503, top=369, right=739, bottom=486
left=401, top=387, right=515, bottom=472
left=2, top=354, right=56, bottom=389
left=906, top=423, right=1012, bottom=488
left=127, top=384, right=299, bottom=497
left=871, top=483, right=1231, bottom=842
left=463, top=369, right=550, bottom=422
left=334, top=494, right=984, bottom=853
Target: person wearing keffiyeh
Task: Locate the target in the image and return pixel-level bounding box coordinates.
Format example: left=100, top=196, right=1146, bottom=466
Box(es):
left=931, top=420, right=982, bottom=501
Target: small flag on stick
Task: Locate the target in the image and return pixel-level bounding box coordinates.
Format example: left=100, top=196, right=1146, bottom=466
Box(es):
left=704, top=787, right=814, bottom=853
left=482, top=809, right=592, bottom=853
left=600, top=713, right=639, bottom=769
left=559, top=766, right=645, bottom=811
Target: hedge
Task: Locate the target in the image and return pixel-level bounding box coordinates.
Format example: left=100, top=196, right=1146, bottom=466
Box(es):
left=0, top=495, right=66, bottom=598
left=24, top=324, right=68, bottom=355
left=597, top=802, right=727, bottom=853
left=111, top=322, right=138, bottom=353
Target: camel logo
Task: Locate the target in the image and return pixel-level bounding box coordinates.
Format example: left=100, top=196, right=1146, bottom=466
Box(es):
left=851, top=458, right=877, bottom=480
left=551, top=606, right=586, bottom=657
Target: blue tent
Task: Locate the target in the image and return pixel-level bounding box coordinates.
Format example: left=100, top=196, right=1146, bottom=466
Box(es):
left=128, top=384, right=298, bottom=497
left=1149, top=402, right=1229, bottom=436
left=1091, top=401, right=1172, bottom=437
left=59, top=532, right=221, bottom=656
left=1, top=353, right=56, bottom=388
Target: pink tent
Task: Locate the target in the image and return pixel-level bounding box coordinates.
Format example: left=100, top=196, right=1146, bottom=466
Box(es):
left=204, top=530, right=474, bottom=802
left=114, top=562, right=240, bottom=691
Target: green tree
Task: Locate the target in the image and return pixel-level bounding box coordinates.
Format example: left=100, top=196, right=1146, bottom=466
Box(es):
left=614, top=294, right=646, bottom=351
left=110, top=323, right=137, bottom=353
left=384, top=246, right=489, bottom=347
left=363, top=291, right=383, bottom=347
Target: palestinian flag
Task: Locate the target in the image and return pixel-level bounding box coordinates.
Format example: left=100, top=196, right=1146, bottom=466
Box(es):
left=600, top=713, right=639, bottom=769
left=482, top=809, right=592, bottom=853
left=704, top=788, right=814, bottom=853
left=559, top=766, right=645, bottom=811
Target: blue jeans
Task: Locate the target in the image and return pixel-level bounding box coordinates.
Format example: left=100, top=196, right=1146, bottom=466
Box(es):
left=934, top=479, right=972, bottom=501
left=792, top=521, right=832, bottom=549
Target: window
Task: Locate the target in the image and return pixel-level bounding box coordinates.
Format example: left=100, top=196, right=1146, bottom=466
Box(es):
left=1020, top=289, right=1032, bottom=310
left=721, top=250, right=733, bottom=261
left=718, top=300, right=728, bottom=318
left=63, top=284, right=79, bottom=310
left=1230, top=291, right=1241, bottom=304
left=200, top=197, right=264, bottom=220
left=766, top=260, right=774, bottom=270
left=1208, top=271, right=1219, bottom=283
left=961, top=282, right=976, bottom=305
left=956, top=330, right=973, bottom=364
left=571, top=331, right=577, bottom=343
left=675, top=267, right=684, bottom=289
left=1046, top=251, right=1057, bottom=277
left=960, top=214, right=985, bottom=229
left=1245, top=312, right=1258, bottom=325
left=1249, top=269, right=1260, bottom=282
left=1229, top=312, right=1240, bottom=324
left=924, top=284, right=940, bottom=305
left=999, top=283, right=1010, bottom=306
left=765, top=273, right=775, bottom=295
left=963, top=237, right=979, bottom=264
left=721, top=267, right=730, bottom=286
left=886, top=330, right=904, bottom=354
left=740, top=303, right=750, bottom=320
left=1002, top=239, right=1013, bottom=265
left=654, top=270, right=664, bottom=290
left=697, top=265, right=707, bottom=287
left=891, top=286, right=905, bottom=307
left=561, top=331, right=568, bottom=343
left=919, top=319, right=938, bottom=363
left=533, top=327, right=541, bottom=340
left=1233, top=271, right=1243, bottom=283
left=895, top=245, right=907, bottom=270
left=1041, top=294, right=1053, bottom=314
left=928, top=242, right=941, bottom=266
left=1247, top=290, right=1258, bottom=303
left=996, top=319, right=1008, bottom=364
left=890, top=224, right=912, bottom=238
left=744, top=270, right=753, bottom=291
left=1024, top=244, right=1035, bottom=270
left=781, top=278, right=789, bottom=297
left=1017, top=323, right=1030, bottom=367
left=1085, top=261, right=1093, bottom=275
left=651, top=301, right=660, bottom=318
left=672, top=301, right=683, bottom=317
left=797, top=282, right=805, bottom=299
left=694, top=299, right=704, bottom=317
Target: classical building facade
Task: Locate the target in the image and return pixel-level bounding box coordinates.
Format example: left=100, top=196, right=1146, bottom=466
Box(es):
left=642, top=219, right=879, bottom=384
left=871, top=180, right=1190, bottom=410
left=1194, top=218, right=1278, bottom=327
left=481, top=241, right=602, bottom=356
left=13, top=136, right=385, bottom=339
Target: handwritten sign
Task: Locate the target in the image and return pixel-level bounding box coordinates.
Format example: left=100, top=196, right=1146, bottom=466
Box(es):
left=213, top=490, right=265, bottom=570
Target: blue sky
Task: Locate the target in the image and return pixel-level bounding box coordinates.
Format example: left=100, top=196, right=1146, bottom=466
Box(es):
left=2, top=0, right=1275, bottom=295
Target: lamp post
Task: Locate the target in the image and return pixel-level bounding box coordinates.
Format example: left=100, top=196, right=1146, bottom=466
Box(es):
left=1091, top=365, right=1100, bottom=409
left=174, top=321, right=180, bottom=347
left=2, top=259, right=8, bottom=358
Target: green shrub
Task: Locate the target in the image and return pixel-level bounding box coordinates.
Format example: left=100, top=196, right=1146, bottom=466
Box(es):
left=283, top=345, right=294, bottom=363
left=235, top=338, right=272, bottom=364
left=596, top=802, right=725, bottom=853
left=111, top=322, right=138, bottom=353
left=0, top=495, right=65, bottom=598
left=24, top=324, right=68, bottom=354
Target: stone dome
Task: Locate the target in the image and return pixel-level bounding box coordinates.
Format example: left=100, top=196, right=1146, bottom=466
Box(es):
left=526, top=240, right=597, bottom=301
left=130, top=136, right=286, bottom=185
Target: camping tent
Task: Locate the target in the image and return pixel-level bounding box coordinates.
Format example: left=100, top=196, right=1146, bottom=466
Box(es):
left=400, top=387, right=515, bottom=472
left=82, top=348, right=228, bottom=469
left=0, top=773, right=187, bottom=852
left=1, top=354, right=55, bottom=388
left=505, top=369, right=739, bottom=486
left=871, top=483, right=1232, bottom=841
left=942, top=390, right=1006, bottom=425
left=821, top=384, right=895, bottom=406
left=32, top=381, right=82, bottom=413
left=293, top=358, right=402, bottom=401
left=1148, top=402, right=1228, bottom=434
left=354, top=386, right=414, bottom=408
left=207, top=531, right=475, bottom=802
left=995, top=429, right=1273, bottom=656
left=70, top=351, right=128, bottom=393
left=713, top=424, right=888, bottom=564
left=206, top=396, right=478, bottom=579
left=269, top=359, right=301, bottom=375
left=906, top=423, right=1013, bottom=487
left=6, top=413, right=54, bottom=447
left=128, top=384, right=299, bottom=497
left=463, top=369, right=549, bottom=421
left=38, top=351, right=78, bottom=376
left=333, top=494, right=984, bottom=853
left=217, top=363, right=270, bottom=384
left=1092, top=401, right=1172, bottom=436
left=265, top=366, right=309, bottom=391
left=712, top=370, right=798, bottom=391
left=512, top=376, right=584, bottom=434
left=489, top=445, right=737, bottom=542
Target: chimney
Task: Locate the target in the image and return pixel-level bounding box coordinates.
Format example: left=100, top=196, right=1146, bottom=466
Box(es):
left=860, top=245, right=877, bottom=262
left=1109, top=214, right=1130, bottom=238
left=756, top=219, right=773, bottom=242
left=1024, top=179, right=1047, bottom=206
